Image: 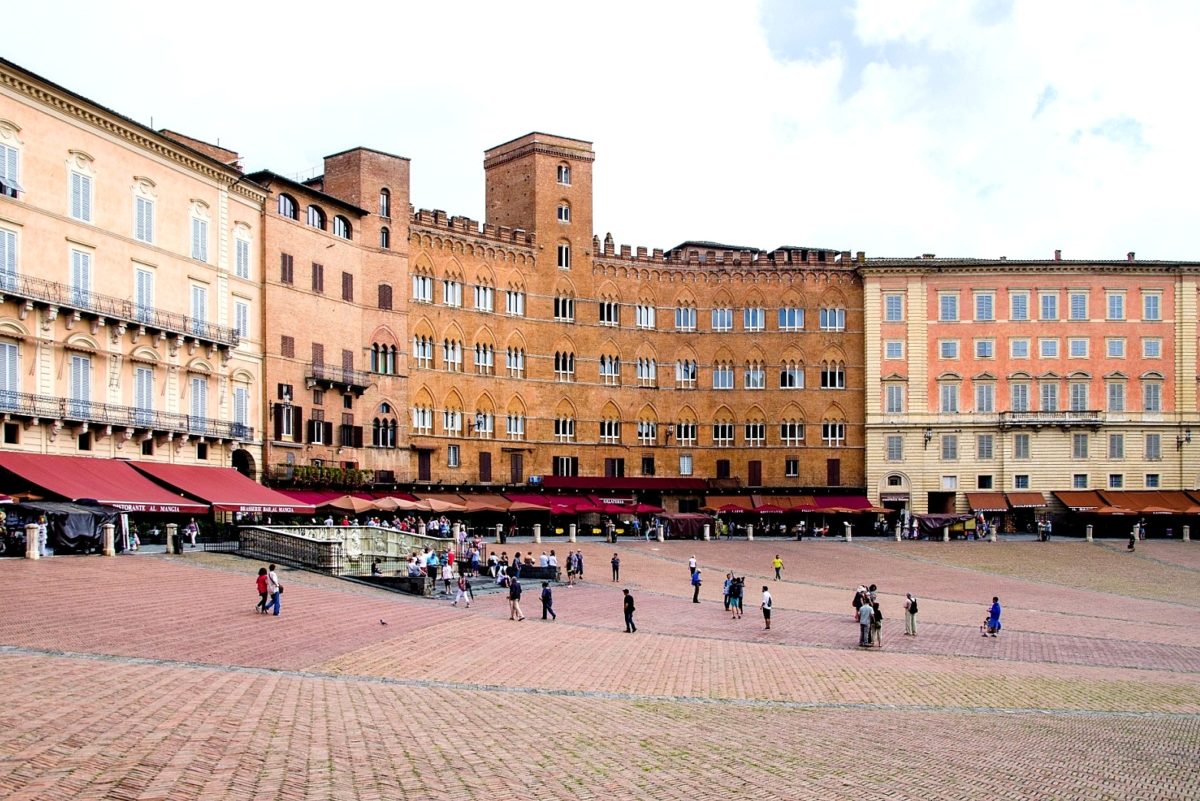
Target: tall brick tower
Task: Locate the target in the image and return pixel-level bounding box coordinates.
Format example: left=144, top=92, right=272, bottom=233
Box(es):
left=484, top=133, right=594, bottom=273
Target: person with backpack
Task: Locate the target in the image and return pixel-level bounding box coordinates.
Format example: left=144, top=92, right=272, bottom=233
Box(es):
left=870, top=601, right=883, bottom=647
left=729, top=576, right=744, bottom=619
left=761, top=586, right=773, bottom=630
left=540, top=581, right=556, bottom=620
left=508, top=577, right=525, bottom=621
left=691, top=568, right=702, bottom=603
left=904, top=592, right=918, bottom=636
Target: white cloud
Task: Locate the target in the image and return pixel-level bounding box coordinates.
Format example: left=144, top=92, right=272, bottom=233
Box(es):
left=6, top=0, right=1198, bottom=258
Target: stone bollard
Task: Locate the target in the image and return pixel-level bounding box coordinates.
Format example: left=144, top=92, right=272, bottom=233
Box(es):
left=494, top=523, right=503, bottom=544
left=568, top=523, right=577, bottom=543
left=451, top=521, right=461, bottom=540
left=1086, top=524, right=1094, bottom=543
left=895, top=522, right=902, bottom=541
left=1183, top=525, right=1190, bottom=542
left=942, top=525, right=950, bottom=542
left=657, top=523, right=664, bottom=542
left=703, top=524, right=711, bottom=541
left=533, top=523, right=541, bottom=543
left=24, top=523, right=39, bottom=560
left=747, top=524, right=754, bottom=541
left=102, top=522, right=116, bottom=557
left=844, top=521, right=852, bottom=542
left=990, top=525, right=997, bottom=543
left=166, top=523, right=179, bottom=554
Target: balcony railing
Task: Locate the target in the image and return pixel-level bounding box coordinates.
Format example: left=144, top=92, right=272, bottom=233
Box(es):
left=998, top=410, right=1103, bottom=428
left=306, top=362, right=371, bottom=394
left=0, top=272, right=239, bottom=349
left=0, top=390, right=253, bottom=441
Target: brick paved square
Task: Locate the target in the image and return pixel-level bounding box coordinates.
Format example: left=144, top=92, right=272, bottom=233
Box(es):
left=0, top=539, right=1197, bottom=799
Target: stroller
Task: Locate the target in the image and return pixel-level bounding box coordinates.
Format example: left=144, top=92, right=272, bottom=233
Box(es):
left=980, top=615, right=1001, bottom=637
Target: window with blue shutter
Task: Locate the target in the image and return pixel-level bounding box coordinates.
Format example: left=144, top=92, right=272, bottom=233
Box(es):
left=69, top=355, right=91, bottom=418
left=0, top=228, right=15, bottom=291
left=70, top=249, right=90, bottom=306
left=135, top=197, right=154, bottom=243
left=134, top=367, right=153, bottom=426
left=70, top=172, right=92, bottom=221
left=191, top=217, right=208, bottom=261
left=135, top=269, right=153, bottom=323
left=0, top=340, right=18, bottom=409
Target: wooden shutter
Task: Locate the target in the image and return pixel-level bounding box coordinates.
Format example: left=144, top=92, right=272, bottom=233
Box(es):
left=748, top=460, right=762, bottom=487
left=0, top=341, right=18, bottom=397
left=312, top=343, right=324, bottom=366
left=342, top=349, right=353, bottom=370
left=342, top=272, right=353, bottom=302
left=323, top=421, right=333, bottom=444
left=509, top=453, right=523, bottom=484
left=479, top=452, right=492, bottom=483
left=418, top=451, right=431, bottom=482
left=312, top=262, right=323, bottom=293
left=826, top=458, right=841, bottom=487
left=0, top=228, right=15, bottom=288
left=352, top=426, right=363, bottom=448
left=292, top=406, right=303, bottom=438
left=306, top=419, right=317, bottom=443
left=273, top=403, right=284, bottom=441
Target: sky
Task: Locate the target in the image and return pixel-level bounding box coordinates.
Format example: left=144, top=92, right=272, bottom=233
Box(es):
left=7, top=0, right=1199, bottom=259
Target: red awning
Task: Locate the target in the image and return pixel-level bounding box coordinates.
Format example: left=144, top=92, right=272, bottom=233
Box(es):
left=701, top=495, right=754, bottom=512
left=0, top=453, right=208, bottom=513
left=966, top=492, right=1009, bottom=513
left=130, top=463, right=316, bottom=514
left=812, top=495, right=874, bottom=510
left=1005, top=492, right=1046, bottom=508
left=1052, top=490, right=1105, bottom=511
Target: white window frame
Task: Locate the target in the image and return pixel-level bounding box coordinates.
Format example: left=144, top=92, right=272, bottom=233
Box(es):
left=711, top=307, right=733, bottom=332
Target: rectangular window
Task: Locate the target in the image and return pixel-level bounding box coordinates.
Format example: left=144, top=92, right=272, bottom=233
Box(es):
left=1106, top=338, right=1126, bottom=358
left=1106, top=293, right=1125, bottom=320
left=939, top=340, right=959, bottom=359
left=1145, top=473, right=1160, bottom=488
left=713, top=423, right=734, bottom=447
left=557, top=244, right=570, bottom=269
left=1109, top=474, right=1124, bottom=489
left=675, top=307, right=696, bottom=331
left=1040, top=382, right=1059, bottom=412
left=476, top=285, right=497, bottom=312
left=447, top=444, right=460, bottom=468
left=1143, top=338, right=1162, bottom=358
left=712, top=364, right=734, bottom=390
left=599, top=419, right=621, bottom=444
left=1072, top=433, right=1089, bottom=459
left=1069, top=291, right=1088, bottom=321
left=311, top=262, right=324, bottom=293
left=1069, top=383, right=1089, bottom=411
left=636, top=304, right=656, bottom=329
left=1039, top=338, right=1059, bottom=358
left=744, top=364, right=765, bottom=389
left=637, top=420, right=657, bottom=445
left=1013, top=433, right=1030, bottom=459
left=1143, top=382, right=1161, bottom=412
left=1145, top=433, right=1161, bottom=461
left=1039, top=292, right=1058, bottom=320
left=884, top=341, right=903, bottom=359
left=1010, top=291, right=1029, bottom=321
left=280, top=335, right=294, bottom=358
left=975, top=383, right=995, bottom=413
left=977, top=475, right=993, bottom=490
left=70, top=171, right=92, bottom=222
left=977, top=434, right=993, bottom=460
left=1108, top=433, right=1124, bottom=459
left=886, top=435, right=903, bottom=461
left=679, top=454, right=693, bottom=476
left=191, top=217, right=208, bottom=262
left=0, top=143, right=20, bottom=197
left=974, top=293, right=994, bottom=321
left=884, top=294, right=903, bottom=321
left=554, top=297, right=575, bottom=322
left=778, top=307, right=804, bottom=330
left=938, top=293, right=958, bottom=322
left=939, top=383, right=958, bottom=413
left=234, top=301, right=249, bottom=339
left=235, top=238, right=250, bottom=279
left=744, top=422, right=765, bottom=447
left=819, top=307, right=846, bottom=331
left=134, top=268, right=153, bottom=323
left=412, top=274, right=433, bottom=302
left=1073, top=474, right=1088, bottom=489
left=975, top=339, right=994, bottom=359
left=941, top=434, right=958, bottom=460
left=442, top=279, right=462, bottom=307
left=133, top=366, right=153, bottom=424
left=1143, top=292, right=1161, bottom=321
left=675, top=422, right=698, bottom=445
left=505, top=414, right=525, bottom=440
left=885, top=385, right=904, bottom=413
left=599, top=301, right=619, bottom=326
left=134, top=197, right=154, bottom=243
left=342, top=272, right=354, bottom=302
left=821, top=422, right=846, bottom=447
left=743, top=307, right=765, bottom=331
left=552, top=455, right=579, bottom=477
left=505, top=290, right=526, bottom=316
left=785, top=458, right=799, bottom=477
left=280, top=253, right=294, bottom=284
left=675, top=360, right=697, bottom=389
left=1014, top=474, right=1030, bottom=489
left=711, top=308, right=733, bottom=331
left=1011, top=383, right=1029, bottom=412
left=1010, top=338, right=1029, bottom=358
left=0, top=228, right=15, bottom=292
left=780, top=421, right=804, bottom=445
left=942, top=475, right=958, bottom=491
left=1068, top=337, right=1088, bottom=358
left=1107, top=382, right=1126, bottom=412
left=190, top=285, right=207, bottom=336
left=70, top=248, right=91, bottom=306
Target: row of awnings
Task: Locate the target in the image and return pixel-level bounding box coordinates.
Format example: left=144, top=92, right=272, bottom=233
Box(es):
left=964, top=492, right=1049, bottom=512
left=701, top=494, right=883, bottom=514
left=0, top=452, right=314, bottom=514
left=1052, top=489, right=1200, bottom=515
left=280, top=490, right=667, bottom=516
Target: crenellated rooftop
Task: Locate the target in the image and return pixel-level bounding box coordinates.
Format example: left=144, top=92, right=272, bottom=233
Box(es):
left=591, top=232, right=861, bottom=270
left=410, top=208, right=536, bottom=247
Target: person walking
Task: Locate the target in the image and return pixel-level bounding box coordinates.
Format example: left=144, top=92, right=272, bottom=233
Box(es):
left=691, top=568, right=702, bottom=603
left=870, top=601, right=883, bottom=647
left=266, top=563, right=282, bottom=616
left=623, top=588, right=637, bottom=633
left=857, top=597, right=873, bottom=646
left=729, top=576, right=744, bottom=619
left=576, top=551, right=584, bottom=580
left=761, top=586, right=773, bottom=630
left=453, top=574, right=472, bottom=608
left=688, top=554, right=697, bottom=577
left=255, top=567, right=269, bottom=613
left=1128, top=527, right=1137, bottom=551
left=723, top=572, right=733, bottom=611
left=984, top=596, right=1001, bottom=637
left=37, top=516, right=49, bottom=557
left=540, top=582, right=556, bottom=620
left=611, top=552, right=621, bottom=582
left=772, top=554, right=783, bottom=581
left=903, top=592, right=918, bottom=636
left=508, top=577, right=525, bottom=621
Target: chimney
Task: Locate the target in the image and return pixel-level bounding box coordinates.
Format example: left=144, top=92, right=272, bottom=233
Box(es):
left=1127, top=251, right=1136, bottom=261
left=1054, top=249, right=1062, bottom=261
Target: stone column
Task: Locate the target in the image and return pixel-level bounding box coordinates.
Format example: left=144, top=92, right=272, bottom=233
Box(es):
left=102, top=522, right=116, bottom=557
left=24, top=523, right=39, bottom=560
left=942, top=525, right=950, bottom=542
left=990, top=525, right=997, bottom=543
left=1086, top=524, right=1094, bottom=543
left=494, top=523, right=503, bottom=544
left=1182, top=525, right=1190, bottom=542
left=166, top=523, right=179, bottom=554
left=656, top=523, right=664, bottom=542
left=568, top=523, right=577, bottom=543
left=894, top=521, right=902, bottom=541
left=451, top=521, right=461, bottom=540
left=533, top=523, right=541, bottom=543
left=703, top=524, right=711, bottom=541
left=844, top=521, right=852, bottom=542
left=746, top=524, right=754, bottom=541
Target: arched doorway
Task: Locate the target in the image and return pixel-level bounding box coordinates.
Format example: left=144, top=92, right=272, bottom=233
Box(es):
left=232, top=448, right=256, bottom=480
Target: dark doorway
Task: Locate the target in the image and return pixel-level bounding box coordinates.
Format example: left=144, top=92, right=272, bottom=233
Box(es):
left=927, top=491, right=956, bottom=514
left=232, top=448, right=255, bottom=479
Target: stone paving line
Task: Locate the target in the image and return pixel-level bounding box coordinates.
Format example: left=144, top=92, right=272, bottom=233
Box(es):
left=0, top=652, right=1197, bottom=801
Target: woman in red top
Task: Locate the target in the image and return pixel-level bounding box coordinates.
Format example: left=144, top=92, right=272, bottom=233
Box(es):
left=255, top=567, right=269, bottom=614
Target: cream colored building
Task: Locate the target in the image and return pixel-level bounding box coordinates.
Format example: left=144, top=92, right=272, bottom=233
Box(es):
left=862, top=256, right=1200, bottom=521
left=0, top=59, right=265, bottom=474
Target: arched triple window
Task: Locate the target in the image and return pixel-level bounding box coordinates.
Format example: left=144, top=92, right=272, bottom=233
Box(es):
left=372, top=403, right=397, bottom=448
left=554, top=351, right=575, bottom=381
left=370, top=343, right=398, bottom=375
